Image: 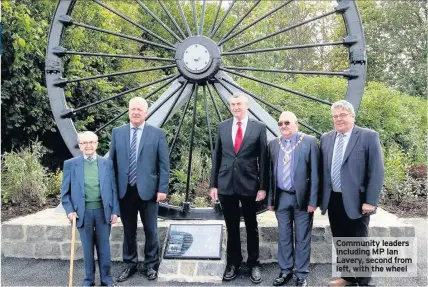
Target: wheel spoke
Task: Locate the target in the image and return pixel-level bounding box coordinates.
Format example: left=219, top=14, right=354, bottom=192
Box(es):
left=221, top=68, right=332, bottom=106
left=177, top=0, right=192, bottom=37
left=184, top=83, right=199, bottom=202
left=53, top=46, right=175, bottom=62
left=199, top=0, right=207, bottom=35
left=223, top=66, right=356, bottom=78
left=160, top=81, right=189, bottom=127
left=221, top=77, right=322, bottom=135
left=158, top=0, right=187, bottom=39
left=209, top=0, right=236, bottom=38
left=135, top=0, right=182, bottom=42
left=59, top=16, right=176, bottom=51
left=95, top=110, right=127, bottom=134
left=209, top=0, right=223, bottom=34
left=61, top=74, right=180, bottom=118
left=203, top=85, right=214, bottom=157
left=54, top=64, right=177, bottom=86
left=146, top=82, right=186, bottom=121
left=206, top=84, right=223, bottom=122
left=227, top=10, right=336, bottom=52
left=218, top=0, right=261, bottom=45
left=215, top=77, right=278, bottom=136
left=218, top=0, right=293, bottom=46
left=222, top=41, right=344, bottom=55
left=210, top=83, right=233, bottom=116
left=191, top=0, right=199, bottom=36
left=92, top=0, right=175, bottom=47
left=169, top=84, right=196, bottom=155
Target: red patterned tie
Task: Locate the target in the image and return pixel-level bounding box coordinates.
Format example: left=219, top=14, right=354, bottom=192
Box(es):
left=234, top=121, right=243, bottom=153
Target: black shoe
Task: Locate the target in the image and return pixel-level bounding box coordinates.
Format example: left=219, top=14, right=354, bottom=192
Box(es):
left=116, top=267, right=137, bottom=282
left=146, top=268, right=158, bottom=280
left=296, top=278, right=307, bottom=287
left=273, top=273, right=293, bottom=286
left=250, top=266, right=262, bottom=284
left=223, top=265, right=239, bottom=281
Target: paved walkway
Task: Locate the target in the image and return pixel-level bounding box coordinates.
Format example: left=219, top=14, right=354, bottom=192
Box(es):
left=2, top=218, right=426, bottom=286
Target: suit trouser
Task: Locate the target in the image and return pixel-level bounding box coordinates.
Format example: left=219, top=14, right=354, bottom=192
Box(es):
left=120, top=184, right=159, bottom=270
left=275, top=191, right=313, bottom=279
left=78, top=208, right=113, bottom=286
left=328, top=191, right=371, bottom=285
left=219, top=194, right=259, bottom=267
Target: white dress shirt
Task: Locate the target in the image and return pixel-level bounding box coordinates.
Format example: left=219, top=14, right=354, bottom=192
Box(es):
left=232, top=116, right=249, bottom=146
left=331, top=126, right=354, bottom=192
left=130, top=122, right=146, bottom=157
left=83, top=153, right=97, bottom=161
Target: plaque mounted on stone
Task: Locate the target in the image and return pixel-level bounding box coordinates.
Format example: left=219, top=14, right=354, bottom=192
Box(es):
left=163, top=224, right=223, bottom=260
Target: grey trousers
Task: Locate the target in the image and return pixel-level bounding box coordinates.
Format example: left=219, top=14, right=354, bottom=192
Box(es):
left=275, top=191, right=313, bottom=279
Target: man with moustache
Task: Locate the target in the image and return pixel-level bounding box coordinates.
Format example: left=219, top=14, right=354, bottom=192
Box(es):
left=109, top=97, right=169, bottom=282
left=210, top=92, right=268, bottom=284
left=320, top=100, right=384, bottom=287
left=61, top=131, right=119, bottom=287
left=268, top=112, right=319, bottom=287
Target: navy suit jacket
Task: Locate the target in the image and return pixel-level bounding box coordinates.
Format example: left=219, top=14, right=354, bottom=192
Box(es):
left=320, top=125, right=384, bottom=219
left=61, top=155, right=120, bottom=228
left=268, top=132, right=320, bottom=210
left=109, top=123, right=170, bottom=200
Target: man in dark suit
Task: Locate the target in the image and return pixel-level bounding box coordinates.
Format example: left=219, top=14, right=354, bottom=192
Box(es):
left=268, top=111, right=319, bottom=287
left=109, top=97, right=169, bottom=282
left=209, top=92, right=268, bottom=284
left=61, top=131, right=120, bottom=287
left=320, top=100, right=384, bottom=286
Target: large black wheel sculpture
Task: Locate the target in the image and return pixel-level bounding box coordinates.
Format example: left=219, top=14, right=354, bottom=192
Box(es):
left=46, top=0, right=366, bottom=219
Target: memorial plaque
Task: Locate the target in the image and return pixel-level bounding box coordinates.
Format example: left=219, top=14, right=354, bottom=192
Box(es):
left=163, top=224, right=223, bottom=259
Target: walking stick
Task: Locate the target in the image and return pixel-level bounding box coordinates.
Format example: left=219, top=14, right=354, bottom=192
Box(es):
left=68, top=215, right=77, bottom=287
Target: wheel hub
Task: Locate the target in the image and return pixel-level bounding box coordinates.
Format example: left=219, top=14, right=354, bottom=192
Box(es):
left=175, top=36, right=221, bottom=83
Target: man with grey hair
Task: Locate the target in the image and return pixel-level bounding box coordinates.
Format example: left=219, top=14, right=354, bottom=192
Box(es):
left=210, top=92, right=268, bottom=284
left=268, top=111, right=319, bottom=287
left=320, top=100, right=384, bottom=286
left=110, top=96, right=169, bottom=282
left=61, top=131, right=120, bottom=287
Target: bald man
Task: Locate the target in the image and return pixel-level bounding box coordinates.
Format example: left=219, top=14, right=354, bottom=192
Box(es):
left=109, top=97, right=169, bottom=282
left=268, top=112, right=320, bottom=287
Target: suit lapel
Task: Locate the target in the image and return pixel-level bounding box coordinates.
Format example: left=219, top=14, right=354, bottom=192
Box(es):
left=138, top=124, right=150, bottom=158
left=342, top=126, right=360, bottom=164
left=273, top=139, right=280, bottom=177
left=97, top=157, right=105, bottom=198
left=327, top=131, right=336, bottom=171
left=293, top=132, right=303, bottom=172
left=125, top=124, right=130, bottom=159
left=237, top=119, right=255, bottom=155
left=226, top=119, right=234, bottom=153
left=75, top=156, right=84, bottom=196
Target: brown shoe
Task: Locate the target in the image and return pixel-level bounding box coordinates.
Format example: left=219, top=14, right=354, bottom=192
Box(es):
left=329, top=278, right=358, bottom=286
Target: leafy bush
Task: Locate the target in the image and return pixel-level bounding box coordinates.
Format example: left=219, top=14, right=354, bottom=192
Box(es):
left=1, top=142, right=48, bottom=205
left=46, top=169, right=63, bottom=197
left=193, top=196, right=208, bottom=208
left=168, top=192, right=185, bottom=206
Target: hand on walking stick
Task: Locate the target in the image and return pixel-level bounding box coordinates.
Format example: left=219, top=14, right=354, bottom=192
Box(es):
left=68, top=214, right=77, bottom=287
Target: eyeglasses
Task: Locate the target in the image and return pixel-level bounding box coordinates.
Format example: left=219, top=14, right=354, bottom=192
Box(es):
left=332, top=113, right=350, bottom=120
left=277, top=121, right=291, bottom=126
left=79, top=141, right=98, bottom=145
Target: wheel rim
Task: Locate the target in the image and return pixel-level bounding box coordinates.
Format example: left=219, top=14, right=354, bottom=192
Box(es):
left=45, top=0, right=366, bottom=219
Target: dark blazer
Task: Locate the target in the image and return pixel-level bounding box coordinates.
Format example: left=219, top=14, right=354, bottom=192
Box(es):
left=320, top=125, right=384, bottom=219
left=61, top=155, right=120, bottom=228
left=109, top=123, right=169, bottom=200
left=268, top=132, right=320, bottom=210
left=210, top=118, right=268, bottom=196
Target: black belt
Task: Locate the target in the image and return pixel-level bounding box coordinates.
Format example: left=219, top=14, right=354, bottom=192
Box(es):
left=277, top=187, right=296, bottom=194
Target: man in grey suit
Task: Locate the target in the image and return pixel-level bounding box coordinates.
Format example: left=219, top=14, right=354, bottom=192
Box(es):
left=61, top=131, right=119, bottom=287
left=320, top=100, right=384, bottom=287
left=109, top=97, right=169, bottom=282
left=268, top=111, right=319, bottom=287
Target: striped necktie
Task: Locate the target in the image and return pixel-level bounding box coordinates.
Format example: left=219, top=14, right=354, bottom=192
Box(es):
left=129, top=127, right=138, bottom=186
left=331, top=133, right=345, bottom=192
left=282, top=140, right=292, bottom=190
